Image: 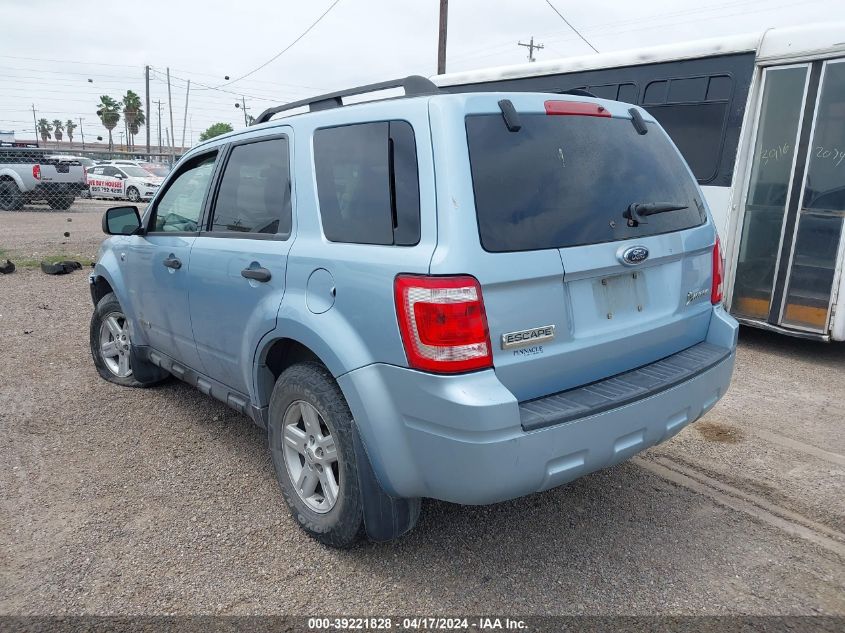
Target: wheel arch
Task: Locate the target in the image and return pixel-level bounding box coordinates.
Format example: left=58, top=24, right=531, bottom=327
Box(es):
left=0, top=169, right=26, bottom=191
left=254, top=336, right=328, bottom=410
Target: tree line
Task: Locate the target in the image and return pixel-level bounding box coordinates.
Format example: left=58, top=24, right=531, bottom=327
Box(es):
left=37, top=90, right=146, bottom=151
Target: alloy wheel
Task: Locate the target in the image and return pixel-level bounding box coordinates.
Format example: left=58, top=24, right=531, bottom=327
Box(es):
left=282, top=400, right=340, bottom=513
left=99, top=311, right=133, bottom=377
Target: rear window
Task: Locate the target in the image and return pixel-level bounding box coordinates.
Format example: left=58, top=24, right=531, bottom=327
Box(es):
left=465, top=113, right=706, bottom=252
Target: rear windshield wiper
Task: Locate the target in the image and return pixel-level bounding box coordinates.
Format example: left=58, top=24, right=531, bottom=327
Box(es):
left=624, top=202, right=688, bottom=226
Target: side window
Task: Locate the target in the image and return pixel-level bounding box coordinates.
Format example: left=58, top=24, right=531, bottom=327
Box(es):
left=150, top=153, right=217, bottom=233
left=642, top=74, right=734, bottom=184
left=314, top=121, right=420, bottom=246
left=210, top=138, right=291, bottom=235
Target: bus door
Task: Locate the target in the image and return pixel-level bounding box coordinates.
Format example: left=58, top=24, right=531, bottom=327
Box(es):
left=731, top=58, right=845, bottom=335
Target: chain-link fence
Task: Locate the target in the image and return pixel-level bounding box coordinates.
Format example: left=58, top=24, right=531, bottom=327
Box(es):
left=0, top=147, right=179, bottom=211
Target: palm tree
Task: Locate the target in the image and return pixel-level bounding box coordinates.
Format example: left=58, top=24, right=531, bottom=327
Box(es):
left=65, top=119, right=77, bottom=146
left=128, top=109, right=145, bottom=148
left=122, top=90, right=143, bottom=150
left=52, top=120, right=64, bottom=146
left=37, top=118, right=52, bottom=146
left=96, top=95, right=121, bottom=151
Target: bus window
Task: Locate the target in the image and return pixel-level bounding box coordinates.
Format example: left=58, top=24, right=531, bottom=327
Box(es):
left=668, top=77, right=708, bottom=102
left=643, top=81, right=668, bottom=104
left=618, top=83, right=638, bottom=103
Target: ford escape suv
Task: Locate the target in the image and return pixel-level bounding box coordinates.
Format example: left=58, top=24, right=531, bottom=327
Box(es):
left=89, top=76, right=737, bottom=547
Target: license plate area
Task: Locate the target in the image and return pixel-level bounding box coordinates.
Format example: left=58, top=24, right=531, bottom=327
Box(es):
left=595, top=271, right=647, bottom=321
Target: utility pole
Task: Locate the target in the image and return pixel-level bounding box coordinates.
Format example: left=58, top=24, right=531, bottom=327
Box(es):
left=181, top=79, right=190, bottom=148
left=31, top=104, right=38, bottom=147
left=235, top=96, right=250, bottom=127
left=437, top=0, right=448, bottom=75
left=518, top=36, right=544, bottom=62
left=145, top=65, right=151, bottom=154
left=166, top=67, right=175, bottom=156
left=79, top=117, right=85, bottom=150
left=154, top=100, right=163, bottom=154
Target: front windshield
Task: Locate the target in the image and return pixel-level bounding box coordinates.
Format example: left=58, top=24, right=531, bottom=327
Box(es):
left=121, top=166, right=152, bottom=178
left=144, top=165, right=169, bottom=177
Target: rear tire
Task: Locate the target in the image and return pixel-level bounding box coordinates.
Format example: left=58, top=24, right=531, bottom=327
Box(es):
left=90, top=292, right=168, bottom=387
left=48, top=194, right=74, bottom=210
left=268, top=362, right=364, bottom=548
left=0, top=180, right=24, bottom=211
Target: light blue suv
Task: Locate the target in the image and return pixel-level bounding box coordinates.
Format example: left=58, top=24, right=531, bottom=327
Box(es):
left=89, top=76, right=737, bottom=547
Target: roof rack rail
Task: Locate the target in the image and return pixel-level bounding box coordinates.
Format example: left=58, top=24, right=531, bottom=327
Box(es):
left=253, top=75, right=439, bottom=124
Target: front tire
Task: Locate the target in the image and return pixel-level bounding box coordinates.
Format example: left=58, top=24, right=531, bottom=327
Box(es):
left=89, top=292, right=167, bottom=387
left=268, top=362, right=364, bottom=548
left=126, top=186, right=140, bottom=202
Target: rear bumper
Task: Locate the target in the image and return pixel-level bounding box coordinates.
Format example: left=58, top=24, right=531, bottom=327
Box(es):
left=29, top=182, right=84, bottom=197
left=339, top=307, right=738, bottom=505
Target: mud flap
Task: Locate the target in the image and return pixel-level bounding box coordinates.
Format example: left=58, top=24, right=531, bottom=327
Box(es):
left=352, top=424, right=421, bottom=542
left=129, top=346, right=167, bottom=384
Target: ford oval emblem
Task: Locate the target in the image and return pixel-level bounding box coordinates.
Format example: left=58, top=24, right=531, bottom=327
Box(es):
left=621, top=245, right=649, bottom=265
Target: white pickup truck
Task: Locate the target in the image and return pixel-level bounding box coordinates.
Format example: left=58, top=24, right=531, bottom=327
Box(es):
left=0, top=148, right=87, bottom=210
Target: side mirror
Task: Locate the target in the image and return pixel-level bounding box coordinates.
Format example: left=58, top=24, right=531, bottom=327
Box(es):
left=103, top=206, right=142, bottom=235
left=114, top=173, right=125, bottom=179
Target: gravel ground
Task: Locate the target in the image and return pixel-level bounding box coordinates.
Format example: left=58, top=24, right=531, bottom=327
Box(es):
left=0, top=200, right=126, bottom=265
left=0, top=209, right=843, bottom=616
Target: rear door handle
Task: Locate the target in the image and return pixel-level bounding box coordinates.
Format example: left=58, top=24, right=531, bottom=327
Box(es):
left=163, top=256, right=182, bottom=269
left=241, top=267, right=271, bottom=282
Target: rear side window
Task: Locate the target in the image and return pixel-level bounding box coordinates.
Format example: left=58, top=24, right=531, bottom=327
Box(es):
left=211, top=138, right=291, bottom=235
left=465, top=113, right=705, bottom=252
left=314, top=121, right=420, bottom=245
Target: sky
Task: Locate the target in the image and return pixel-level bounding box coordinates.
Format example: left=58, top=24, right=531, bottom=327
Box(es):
left=1, top=0, right=843, bottom=148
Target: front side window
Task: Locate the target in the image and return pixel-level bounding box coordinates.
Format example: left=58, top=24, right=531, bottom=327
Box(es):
left=151, top=153, right=217, bottom=233
left=314, top=121, right=420, bottom=246
left=210, top=138, right=291, bottom=235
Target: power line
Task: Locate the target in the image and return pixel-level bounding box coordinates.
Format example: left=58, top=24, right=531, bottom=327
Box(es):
left=215, top=0, right=343, bottom=88
left=543, top=0, right=599, bottom=54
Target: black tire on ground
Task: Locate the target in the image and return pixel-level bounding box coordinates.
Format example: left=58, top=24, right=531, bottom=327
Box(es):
left=268, top=361, right=365, bottom=548
left=0, top=179, right=24, bottom=211
left=48, top=194, right=75, bottom=210
left=126, top=187, right=140, bottom=203
left=89, top=292, right=168, bottom=387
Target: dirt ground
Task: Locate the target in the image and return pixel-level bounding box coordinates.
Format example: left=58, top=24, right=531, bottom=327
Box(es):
left=0, top=206, right=843, bottom=616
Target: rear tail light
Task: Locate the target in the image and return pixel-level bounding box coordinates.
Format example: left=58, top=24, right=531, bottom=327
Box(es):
left=32, top=164, right=41, bottom=180
left=544, top=100, right=610, bottom=117
left=394, top=274, right=493, bottom=373
left=711, top=236, right=724, bottom=305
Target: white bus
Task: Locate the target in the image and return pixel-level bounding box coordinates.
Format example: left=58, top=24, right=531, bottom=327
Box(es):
left=436, top=23, right=845, bottom=341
